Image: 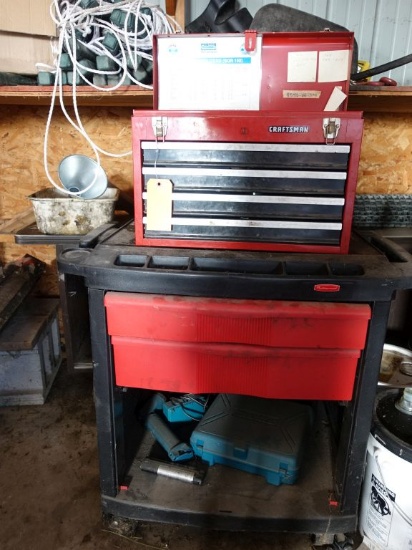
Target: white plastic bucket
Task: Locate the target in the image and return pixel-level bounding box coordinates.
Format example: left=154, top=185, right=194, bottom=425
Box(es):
left=359, top=390, right=412, bottom=550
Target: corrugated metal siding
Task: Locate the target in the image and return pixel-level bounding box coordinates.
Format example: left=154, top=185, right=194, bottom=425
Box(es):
left=186, top=0, right=412, bottom=84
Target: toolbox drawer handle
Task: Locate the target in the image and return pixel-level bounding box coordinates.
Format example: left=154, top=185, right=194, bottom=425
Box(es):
left=314, top=283, right=341, bottom=292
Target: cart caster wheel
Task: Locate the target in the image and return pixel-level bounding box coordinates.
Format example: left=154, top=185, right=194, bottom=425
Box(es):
left=327, top=534, right=354, bottom=550
left=312, top=533, right=354, bottom=550
left=102, top=513, right=138, bottom=538
left=312, top=533, right=335, bottom=546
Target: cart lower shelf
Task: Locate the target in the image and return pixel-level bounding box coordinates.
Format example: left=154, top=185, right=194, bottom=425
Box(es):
left=101, top=406, right=356, bottom=535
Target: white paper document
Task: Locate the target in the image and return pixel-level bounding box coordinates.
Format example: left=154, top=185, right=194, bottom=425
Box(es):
left=287, top=49, right=350, bottom=83
left=324, top=86, right=347, bottom=111
left=157, top=36, right=263, bottom=110
left=318, top=49, right=350, bottom=82
left=287, top=51, right=317, bottom=82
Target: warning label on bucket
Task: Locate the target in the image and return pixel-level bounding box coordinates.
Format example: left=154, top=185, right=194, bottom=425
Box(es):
left=365, top=474, right=396, bottom=546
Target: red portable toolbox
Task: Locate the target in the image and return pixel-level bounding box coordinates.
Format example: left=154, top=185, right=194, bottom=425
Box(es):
left=153, top=31, right=354, bottom=112
left=105, top=293, right=371, bottom=401
left=132, top=109, right=364, bottom=253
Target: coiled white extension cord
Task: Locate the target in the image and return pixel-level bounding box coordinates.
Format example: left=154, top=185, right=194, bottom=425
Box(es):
left=42, top=0, right=181, bottom=195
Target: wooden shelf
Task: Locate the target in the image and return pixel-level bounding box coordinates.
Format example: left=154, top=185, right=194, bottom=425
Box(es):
left=0, top=0, right=410, bottom=115
left=0, top=0, right=185, bottom=109
left=0, top=209, right=36, bottom=243
left=348, top=86, right=412, bottom=113
left=1, top=85, right=412, bottom=112
left=0, top=85, right=154, bottom=108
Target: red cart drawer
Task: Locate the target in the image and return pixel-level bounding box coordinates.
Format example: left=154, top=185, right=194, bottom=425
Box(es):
left=105, top=293, right=370, bottom=400
left=105, top=293, right=371, bottom=349
left=111, top=337, right=361, bottom=401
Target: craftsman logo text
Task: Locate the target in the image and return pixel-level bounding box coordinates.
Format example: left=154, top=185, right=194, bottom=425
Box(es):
left=269, top=126, right=310, bottom=133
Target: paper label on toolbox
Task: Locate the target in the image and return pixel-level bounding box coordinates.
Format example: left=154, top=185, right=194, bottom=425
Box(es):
left=287, top=49, right=350, bottom=83
left=156, top=35, right=262, bottom=110
left=318, top=49, right=350, bottom=82
left=324, top=86, right=347, bottom=111
left=145, top=179, right=173, bottom=231
left=287, top=51, right=317, bottom=82
left=283, top=90, right=321, bottom=99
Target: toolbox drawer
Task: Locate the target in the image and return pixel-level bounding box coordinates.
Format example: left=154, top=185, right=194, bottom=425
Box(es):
left=105, top=293, right=371, bottom=400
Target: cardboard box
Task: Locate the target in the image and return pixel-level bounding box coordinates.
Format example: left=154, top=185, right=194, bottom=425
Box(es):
left=0, top=32, right=57, bottom=74
left=0, top=0, right=181, bottom=75
left=0, top=0, right=57, bottom=36
left=0, top=0, right=57, bottom=74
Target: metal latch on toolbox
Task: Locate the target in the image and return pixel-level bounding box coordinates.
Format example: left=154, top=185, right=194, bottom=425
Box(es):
left=152, top=116, right=168, bottom=140
left=244, top=30, right=257, bottom=52
left=323, top=118, right=341, bottom=144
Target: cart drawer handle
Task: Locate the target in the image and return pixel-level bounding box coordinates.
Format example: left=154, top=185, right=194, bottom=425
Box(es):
left=314, top=283, right=341, bottom=292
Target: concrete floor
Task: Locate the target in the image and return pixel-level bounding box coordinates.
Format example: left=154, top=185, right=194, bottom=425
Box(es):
left=0, top=362, right=364, bottom=550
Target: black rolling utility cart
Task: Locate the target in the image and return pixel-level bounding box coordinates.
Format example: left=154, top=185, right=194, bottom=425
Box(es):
left=57, top=221, right=412, bottom=543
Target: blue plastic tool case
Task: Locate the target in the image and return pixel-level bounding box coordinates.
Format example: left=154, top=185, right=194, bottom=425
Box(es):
left=190, top=394, right=314, bottom=485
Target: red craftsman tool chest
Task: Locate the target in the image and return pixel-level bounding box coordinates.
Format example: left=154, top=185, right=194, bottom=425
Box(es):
left=132, top=109, right=363, bottom=253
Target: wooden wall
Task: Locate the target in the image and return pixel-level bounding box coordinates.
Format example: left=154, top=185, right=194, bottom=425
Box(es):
left=1, top=105, right=411, bottom=296
left=358, top=113, right=412, bottom=195
left=0, top=104, right=135, bottom=294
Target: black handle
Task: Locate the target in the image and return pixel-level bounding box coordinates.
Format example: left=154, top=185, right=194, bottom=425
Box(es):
left=370, top=236, right=412, bottom=263
left=79, top=223, right=118, bottom=249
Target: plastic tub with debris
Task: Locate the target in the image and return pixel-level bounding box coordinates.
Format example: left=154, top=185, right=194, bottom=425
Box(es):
left=29, top=187, right=119, bottom=235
